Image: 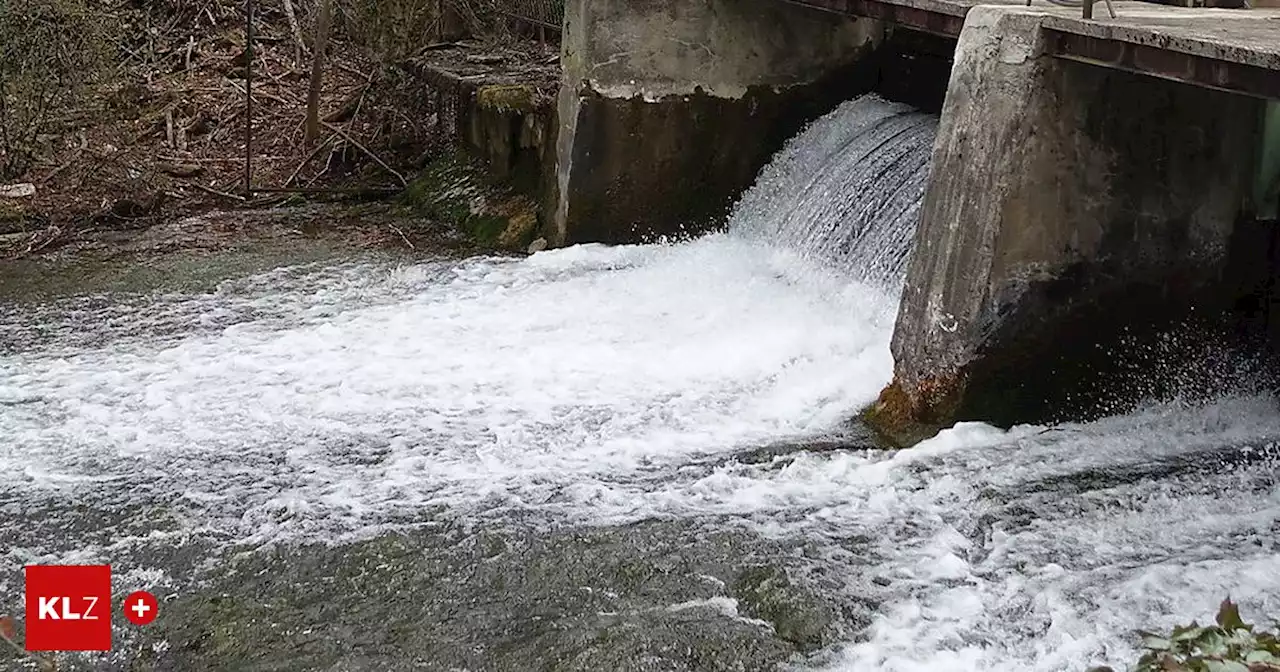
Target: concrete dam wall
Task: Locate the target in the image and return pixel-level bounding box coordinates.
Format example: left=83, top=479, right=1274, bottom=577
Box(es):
left=545, top=0, right=1280, bottom=445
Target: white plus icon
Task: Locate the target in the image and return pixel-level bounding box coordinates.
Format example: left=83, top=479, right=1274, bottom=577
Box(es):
left=131, top=598, right=151, bottom=620
left=124, top=590, right=158, bottom=625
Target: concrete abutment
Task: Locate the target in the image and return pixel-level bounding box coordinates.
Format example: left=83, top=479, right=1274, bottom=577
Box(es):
left=552, top=0, right=887, bottom=245
left=865, top=7, right=1271, bottom=446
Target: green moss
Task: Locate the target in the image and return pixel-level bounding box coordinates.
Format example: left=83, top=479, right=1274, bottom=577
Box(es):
left=462, top=214, right=508, bottom=246
left=731, top=565, right=832, bottom=652
left=477, top=84, right=537, bottom=113
left=399, top=151, right=541, bottom=250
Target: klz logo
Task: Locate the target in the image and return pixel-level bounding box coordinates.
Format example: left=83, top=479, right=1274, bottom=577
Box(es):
left=25, top=565, right=111, bottom=651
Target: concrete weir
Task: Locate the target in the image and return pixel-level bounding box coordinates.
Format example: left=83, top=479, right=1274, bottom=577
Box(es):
left=865, top=6, right=1280, bottom=445
left=552, top=0, right=884, bottom=245
left=551, top=0, right=1280, bottom=444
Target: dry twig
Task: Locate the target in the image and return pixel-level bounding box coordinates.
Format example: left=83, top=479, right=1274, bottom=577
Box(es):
left=321, top=121, right=406, bottom=186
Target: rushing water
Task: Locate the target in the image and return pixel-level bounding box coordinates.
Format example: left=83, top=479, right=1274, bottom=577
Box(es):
left=1, top=95, right=1279, bottom=671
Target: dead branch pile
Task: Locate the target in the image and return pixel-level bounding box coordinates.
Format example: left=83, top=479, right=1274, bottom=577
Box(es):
left=1, top=0, right=443, bottom=253
left=1, top=0, right=553, bottom=257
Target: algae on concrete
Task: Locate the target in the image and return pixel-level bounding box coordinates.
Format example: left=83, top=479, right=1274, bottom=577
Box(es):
left=400, top=151, right=541, bottom=251
left=477, top=84, right=540, bottom=113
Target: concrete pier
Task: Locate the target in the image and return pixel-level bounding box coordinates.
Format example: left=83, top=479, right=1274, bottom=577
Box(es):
left=864, top=5, right=1279, bottom=445
left=552, top=0, right=883, bottom=246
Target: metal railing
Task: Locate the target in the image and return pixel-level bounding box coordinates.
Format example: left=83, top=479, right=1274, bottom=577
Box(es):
left=493, top=0, right=564, bottom=32
left=1029, top=0, right=1117, bottom=19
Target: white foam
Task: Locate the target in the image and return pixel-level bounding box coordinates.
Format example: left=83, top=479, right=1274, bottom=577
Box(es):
left=667, top=596, right=775, bottom=631
left=0, top=235, right=897, bottom=548
left=795, top=395, right=1280, bottom=672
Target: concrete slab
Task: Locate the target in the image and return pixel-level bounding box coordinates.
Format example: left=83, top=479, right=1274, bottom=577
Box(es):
left=781, top=0, right=1280, bottom=71
left=1037, top=7, right=1280, bottom=69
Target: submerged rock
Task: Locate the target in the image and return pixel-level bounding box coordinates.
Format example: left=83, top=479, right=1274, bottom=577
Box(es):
left=122, top=521, right=855, bottom=671
left=731, top=565, right=837, bottom=652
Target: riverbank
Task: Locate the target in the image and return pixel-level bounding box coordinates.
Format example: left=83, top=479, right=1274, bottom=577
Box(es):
left=0, top=0, right=556, bottom=263
left=0, top=202, right=488, bottom=304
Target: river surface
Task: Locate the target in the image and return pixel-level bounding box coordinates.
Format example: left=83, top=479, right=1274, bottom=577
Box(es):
left=2, top=97, right=1279, bottom=671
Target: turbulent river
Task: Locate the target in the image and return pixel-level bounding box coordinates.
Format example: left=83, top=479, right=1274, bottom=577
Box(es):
left=2, top=96, right=1279, bottom=671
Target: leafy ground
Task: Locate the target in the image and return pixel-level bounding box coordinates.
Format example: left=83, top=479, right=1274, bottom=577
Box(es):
left=0, top=0, right=543, bottom=259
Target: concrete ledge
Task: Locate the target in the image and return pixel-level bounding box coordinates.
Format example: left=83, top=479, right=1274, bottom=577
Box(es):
left=1038, top=9, right=1280, bottom=70
left=1047, top=27, right=1280, bottom=99
left=777, top=0, right=1280, bottom=84
left=402, top=41, right=561, bottom=242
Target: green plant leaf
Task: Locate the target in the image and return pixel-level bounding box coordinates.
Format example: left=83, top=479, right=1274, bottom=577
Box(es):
left=1203, top=660, right=1249, bottom=672
left=1176, top=626, right=1208, bottom=642
left=1218, top=599, right=1248, bottom=632
left=1246, top=650, right=1280, bottom=663
left=1198, top=629, right=1229, bottom=656
left=1224, top=628, right=1258, bottom=650
left=1144, top=634, right=1174, bottom=651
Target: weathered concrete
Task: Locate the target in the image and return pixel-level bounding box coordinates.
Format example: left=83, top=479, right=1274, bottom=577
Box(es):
left=782, top=0, right=1280, bottom=98
left=553, top=0, right=884, bottom=245
left=403, top=42, right=560, bottom=249
left=864, top=6, right=1267, bottom=446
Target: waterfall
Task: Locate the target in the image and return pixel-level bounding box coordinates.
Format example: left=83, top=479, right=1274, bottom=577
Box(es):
left=730, top=94, right=938, bottom=291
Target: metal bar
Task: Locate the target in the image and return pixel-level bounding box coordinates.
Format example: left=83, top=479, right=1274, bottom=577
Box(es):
left=1046, top=29, right=1280, bottom=101
left=244, top=0, right=255, bottom=195
left=772, top=0, right=966, bottom=37
left=1083, top=0, right=1094, bottom=19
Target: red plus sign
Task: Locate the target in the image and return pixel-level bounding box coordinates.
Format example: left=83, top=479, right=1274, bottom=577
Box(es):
left=123, top=591, right=158, bottom=625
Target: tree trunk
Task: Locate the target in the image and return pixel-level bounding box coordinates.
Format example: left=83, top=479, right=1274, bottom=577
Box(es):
left=304, top=0, right=332, bottom=147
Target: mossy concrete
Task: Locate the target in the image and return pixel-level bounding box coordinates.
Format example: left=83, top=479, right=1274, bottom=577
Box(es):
left=401, top=151, right=541, bottom=251
left=403, top=45, right=559, bottom=246
left=477, top=84, right=540, bottom=114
